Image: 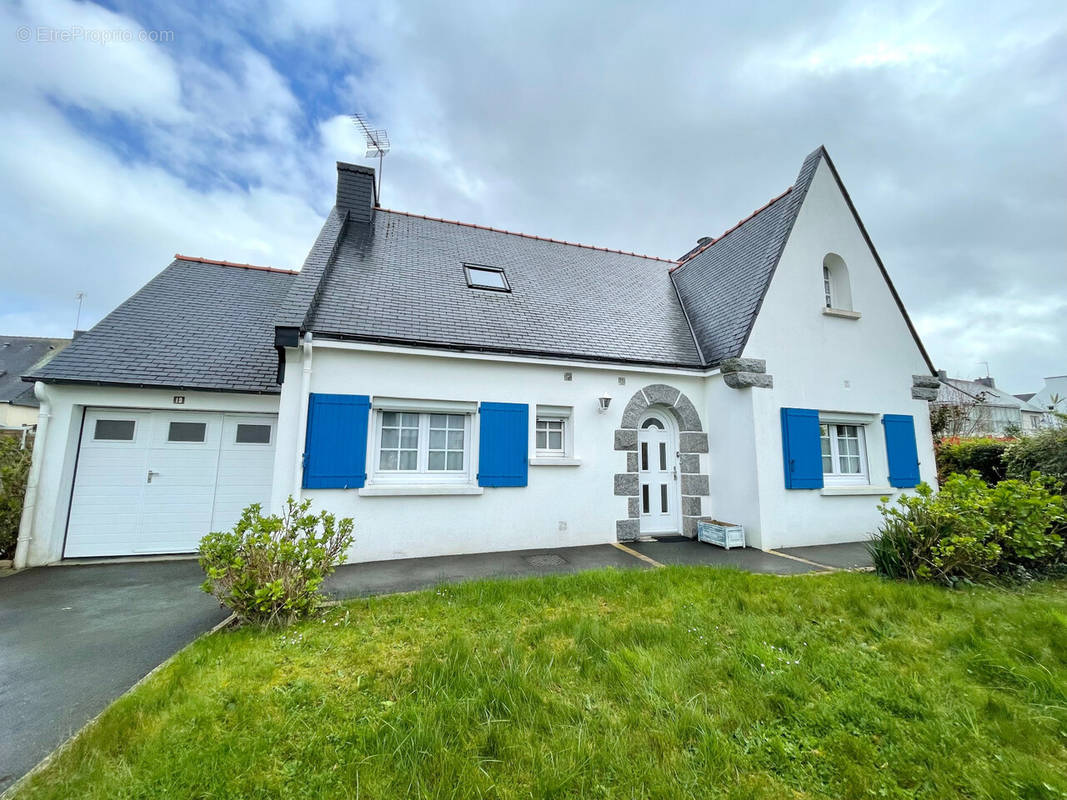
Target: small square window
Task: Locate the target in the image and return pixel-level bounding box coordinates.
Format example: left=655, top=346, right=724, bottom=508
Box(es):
left=464, top=264, right=510, bottom=292
left=168, top=421, right=206, bottom=442
left=235, top=424, right=271, bottom=444
left=94, top=419, right=135, bottom=441
left=536, top=418, right=565, bottom=454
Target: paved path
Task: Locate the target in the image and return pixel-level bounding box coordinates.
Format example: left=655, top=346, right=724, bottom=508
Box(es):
left=0, top=561, right=227, bottom=794
left=0, top=539, right=870, bottom=792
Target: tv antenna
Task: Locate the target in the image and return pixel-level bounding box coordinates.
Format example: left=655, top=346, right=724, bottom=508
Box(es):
left=351, top=112, right=389, bottom=205
left=74, top=291, right=86, bottom=331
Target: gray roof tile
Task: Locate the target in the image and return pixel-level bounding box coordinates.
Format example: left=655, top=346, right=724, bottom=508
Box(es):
left=30, top=258, right=294, bottom=393
left=1, top=336, right=70, bottom=406
left=305, top=211, right=704, bottom=368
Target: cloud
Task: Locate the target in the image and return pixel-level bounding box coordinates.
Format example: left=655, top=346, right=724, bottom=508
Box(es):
left=2, top=0, right=1065, bottom=393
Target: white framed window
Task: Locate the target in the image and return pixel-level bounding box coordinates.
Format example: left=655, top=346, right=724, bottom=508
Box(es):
left=535, top=417, right=566, bottom=456
left=530, top=404, right=578, bottom=465
left=370, top=409, right=473, bottom=485
left=820, top=422, right=869, bottom=484
left=823, top=265, right=833, bottom=308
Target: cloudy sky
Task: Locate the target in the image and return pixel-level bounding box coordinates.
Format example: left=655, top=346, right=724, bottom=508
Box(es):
left=2, top=0, right=1064, bottom=392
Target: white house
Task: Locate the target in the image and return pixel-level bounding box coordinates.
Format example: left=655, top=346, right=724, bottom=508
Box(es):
left=1020, top=375, right=1067, bottom=425
left=936, top=374, right=1050, bottom=436
left=14, top=147, right=939, bottom=569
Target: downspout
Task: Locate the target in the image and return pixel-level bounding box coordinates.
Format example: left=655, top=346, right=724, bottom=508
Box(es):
left=292, top=332, right=313, bottom=500
left=14, top=382, right=51, bottom=569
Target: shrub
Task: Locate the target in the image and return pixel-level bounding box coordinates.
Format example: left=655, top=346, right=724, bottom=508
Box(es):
left=0, top=436, right=33, bottom=560
left=870, top=472, right=1065, bottom=585
left=935, top=437, right=1009, bottom=485
left=1003, top=427, right=1067, bottom=490
left=199, top=497, right=354, bottom=626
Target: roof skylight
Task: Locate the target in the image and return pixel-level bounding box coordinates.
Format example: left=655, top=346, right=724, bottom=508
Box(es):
left=464, top=264, right=510, bottom=292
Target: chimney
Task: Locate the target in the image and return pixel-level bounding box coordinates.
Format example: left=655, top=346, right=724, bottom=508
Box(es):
left=974, top=376, right=996, bottom=388
left=335, top=162, right=377, bottom=224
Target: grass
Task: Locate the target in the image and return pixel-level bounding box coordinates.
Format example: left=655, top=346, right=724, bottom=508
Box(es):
left=12, top=568, right=1067, bottom=800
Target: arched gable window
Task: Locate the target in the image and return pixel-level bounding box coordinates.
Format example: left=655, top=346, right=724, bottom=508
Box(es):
left=822, top=253, right=852, bottom=311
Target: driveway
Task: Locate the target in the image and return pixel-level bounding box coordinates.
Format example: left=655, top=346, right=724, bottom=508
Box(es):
left=0, top=560, right=227, bottom=793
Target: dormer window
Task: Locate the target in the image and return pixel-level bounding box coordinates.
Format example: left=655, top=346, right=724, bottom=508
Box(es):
left=464, top=264, right=510, bottom=292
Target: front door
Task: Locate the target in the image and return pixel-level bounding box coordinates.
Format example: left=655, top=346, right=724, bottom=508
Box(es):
left=638, top=411, right=680, bottom=535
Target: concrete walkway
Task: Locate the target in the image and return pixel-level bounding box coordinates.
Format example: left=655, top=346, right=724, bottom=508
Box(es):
left=0, top=538, right=871, bottom=793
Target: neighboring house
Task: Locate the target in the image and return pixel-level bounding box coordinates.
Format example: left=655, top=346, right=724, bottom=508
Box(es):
left=0, top=336, right=70, bottom=429
left=1020, top=375, right=1067, bottom=425
left=14, top=146, right=939, bottom=569
left=934, top=374, right=1049, bottom=436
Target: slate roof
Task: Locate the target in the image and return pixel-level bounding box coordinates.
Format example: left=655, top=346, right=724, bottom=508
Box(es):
left=304, top=210, right=703, bottom=367
left=938, top=378, right=1045, bottom=413
left=29, top=258, right=295, bottom=393
left=30, top=146, right=935, bottom=392
left=1, top=336, right=70, bottom=407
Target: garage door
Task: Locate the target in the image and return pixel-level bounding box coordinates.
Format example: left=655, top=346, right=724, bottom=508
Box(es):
left=64, top=409, right=277, bottom=557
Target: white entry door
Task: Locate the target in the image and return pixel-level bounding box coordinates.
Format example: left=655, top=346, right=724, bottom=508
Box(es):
left=638, top=411, right=680, bottom=535
left=64, top=409, right=276, bottom=557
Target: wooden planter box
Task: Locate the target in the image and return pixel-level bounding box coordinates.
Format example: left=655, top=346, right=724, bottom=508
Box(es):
left=697, top=519, right=745, bottom=550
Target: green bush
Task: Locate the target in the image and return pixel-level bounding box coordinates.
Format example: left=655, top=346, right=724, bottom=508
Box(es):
left=870, top=472, right=1065, bottom=585
left=199, top=497, right=354, bottom=626
left=0, top=436, right=33, bottom=560
left=1003, top=427, right=1067, bottom=490
left=935, top=438, right=1009, bottom=485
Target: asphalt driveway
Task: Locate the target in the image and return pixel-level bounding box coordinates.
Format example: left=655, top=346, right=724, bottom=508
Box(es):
left=0, top=560, right=228, bottom=793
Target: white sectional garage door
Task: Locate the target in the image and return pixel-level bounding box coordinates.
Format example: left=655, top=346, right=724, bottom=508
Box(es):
left=64, top=409, right=277, bottom=558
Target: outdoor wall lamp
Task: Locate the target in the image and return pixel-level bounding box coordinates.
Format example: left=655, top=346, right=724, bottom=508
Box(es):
left=597, top=394, right=612, bottom=413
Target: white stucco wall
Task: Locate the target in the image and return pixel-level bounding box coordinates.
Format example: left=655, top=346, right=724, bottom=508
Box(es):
left=17, top=383, right=279, bottom=566
left=271, top=342, right=710, bottom=563
left=740, top=159, right=937, bottom=549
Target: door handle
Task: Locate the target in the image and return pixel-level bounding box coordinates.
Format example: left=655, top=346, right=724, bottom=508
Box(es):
left=147, top=470, right=160, bottom=484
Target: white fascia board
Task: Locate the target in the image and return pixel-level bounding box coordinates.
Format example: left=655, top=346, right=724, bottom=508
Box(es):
left=311, top=337, right=720, bottom=377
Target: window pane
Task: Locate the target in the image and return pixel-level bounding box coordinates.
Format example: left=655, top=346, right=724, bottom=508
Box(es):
left=548, top=430, right=563, bottom=450
left=428, top=451, right=446, bottom=470
left=660, top=483, right=668, bottom=513
left=400, top=428, right=419, bottom=448
left=379, top=450, right=398, bottom=470
left=235, top=424, right=271, bottom=444
left=447, top=414, right=465, bottom=428
left=401, top=413, right=419, bottom=427
left=536, top=430, right=547, bottom=449
left=399, top=450, right=417, bottom=470
left=640, top=442, right=648, bottom=471
left=382, top=411, right=398, bottom=427
left=467, top=266, right=507, bottom=289
left=446, top=451, right=464, bottom=470
left=381, top=428, right=399, bottom=448
left=447, top=430, right=464, bottom=449
left=641, top=418, right=664, bottom=429
left=168, top=421, right=206, bottom=442
left=820, top=425, right=832, bottom=473
left=94, top=419, right=135, bottom=441
left=659, top=442, right=667, bottom=470
left=429, top=429, right=446, bottom=449
left=642, top=484, right=650, bottom=514
left=429, top=414, right=447, bottom=428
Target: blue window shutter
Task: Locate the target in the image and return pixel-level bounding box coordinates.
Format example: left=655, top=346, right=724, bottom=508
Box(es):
left=477, top=402, right=528, bottom=487
left=780, top=407, right=824, bottom=489
left=883, top=414, right=920, bottom=488
left=302, top=393, right=370, bottom=489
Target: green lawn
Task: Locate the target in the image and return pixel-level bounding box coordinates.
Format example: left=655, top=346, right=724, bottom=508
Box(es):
left=14, top=568, right=1067, bottom=799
